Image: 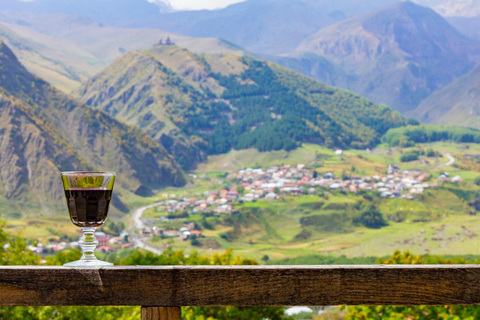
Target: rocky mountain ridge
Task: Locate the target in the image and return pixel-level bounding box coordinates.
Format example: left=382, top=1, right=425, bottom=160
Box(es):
left=0, top=40, right=185, bottom=216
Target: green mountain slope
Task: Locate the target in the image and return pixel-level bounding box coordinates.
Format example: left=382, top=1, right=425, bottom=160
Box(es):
left=409, top=64, right=480, bottom=129
left=0, top=40, right=185, bottom=216
left=76, top=45, right=407, bottom=169
left=285, top=1, right=480, bottom=114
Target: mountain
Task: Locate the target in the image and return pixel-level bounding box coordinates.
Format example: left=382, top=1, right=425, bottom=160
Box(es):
left=0, top=0, right=166, bottom=27
left=0, top=40, right=185, bottom=216
left=409, top=64, right=480, bottom=129
left=412, top=0, right=480, bottom=17
left=75, top=45, right=407, bottom=169
left=447, top=15, right=480, bottom=41
left=0, top=21, right=101, bottom=92
left=283, top=1, right=480, bottom=114
left=0, top=11, right=246, bottom=92
left=146, top=0, right=338, bottom=55
left=0, top=0, right=400, bottom=56
left=142, top=0, right=400, bottom=55
left=411, top=0, right=480, bottom=41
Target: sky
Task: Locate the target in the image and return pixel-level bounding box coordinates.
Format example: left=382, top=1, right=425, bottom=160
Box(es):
left=149, top=0, right=247, bottom=10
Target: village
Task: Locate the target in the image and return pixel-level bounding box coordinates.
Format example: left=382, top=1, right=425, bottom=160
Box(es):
left=21, top=230, right=132, bottom=262
left=151, top=163, right=462, bottom=217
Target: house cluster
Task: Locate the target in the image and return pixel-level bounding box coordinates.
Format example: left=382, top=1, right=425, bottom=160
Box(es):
left=141, top=222, right=204, bottom=240
left=24, top=230, right=132, bottom=259
left=155, top=191, right=238, bottom=215
left=150, top=165, right=464, bottom=215
left=228, top=164, right=459, bottom=200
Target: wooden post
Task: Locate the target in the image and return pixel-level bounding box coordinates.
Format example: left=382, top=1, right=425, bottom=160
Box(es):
left=141, top=307, right=181, bottom=320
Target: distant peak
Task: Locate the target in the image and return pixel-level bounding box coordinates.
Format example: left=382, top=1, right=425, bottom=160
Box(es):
left=399, top=0, right=416, bottom=6
left=386, top=0, right=433, bottom=13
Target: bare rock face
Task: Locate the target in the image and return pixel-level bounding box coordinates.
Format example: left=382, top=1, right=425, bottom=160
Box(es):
left=0, top=96, right=77, bottom=202
left=0, top=41, right=185, bottom=216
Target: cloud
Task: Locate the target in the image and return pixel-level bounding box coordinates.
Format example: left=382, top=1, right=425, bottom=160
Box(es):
left=148, top=0, right=247, bottom=11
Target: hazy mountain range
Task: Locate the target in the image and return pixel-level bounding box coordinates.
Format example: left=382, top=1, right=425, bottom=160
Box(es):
left=0, top=11, right=245, bottom=92
left=0, top=0, right=169, bottom=27
left=410, top=64, right=480, bottom=128
left=412, top=0, right=480, bottom=17
left=280, top=2, right=480, bottom=114
left=0, top=0, right=478, bottom=127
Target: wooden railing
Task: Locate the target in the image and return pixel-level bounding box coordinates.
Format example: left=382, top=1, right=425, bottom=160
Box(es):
left=0, top=265, right=479, bottom=319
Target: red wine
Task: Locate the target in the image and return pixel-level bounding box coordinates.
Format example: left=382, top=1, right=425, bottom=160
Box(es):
left=64, top=188, right=112, bottom=227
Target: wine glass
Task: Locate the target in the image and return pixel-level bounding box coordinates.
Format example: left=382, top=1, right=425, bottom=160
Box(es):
left=61, top=171, right=116, bottom=267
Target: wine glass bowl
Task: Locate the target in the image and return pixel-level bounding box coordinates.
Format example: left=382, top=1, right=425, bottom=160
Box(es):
left=61, top=172, right=115, bottom=267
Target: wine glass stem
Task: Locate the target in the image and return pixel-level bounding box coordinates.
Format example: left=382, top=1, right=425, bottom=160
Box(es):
left=79, top=227, right=98, bottom=261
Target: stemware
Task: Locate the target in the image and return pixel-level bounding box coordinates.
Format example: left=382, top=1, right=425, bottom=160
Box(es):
left=61, top=171, right=115, bottom=267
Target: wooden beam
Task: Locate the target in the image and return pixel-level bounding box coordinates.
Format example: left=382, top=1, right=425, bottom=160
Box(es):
left=0, top=265, right=478, bottom=306
left=141, top=307, right=181, bottom=320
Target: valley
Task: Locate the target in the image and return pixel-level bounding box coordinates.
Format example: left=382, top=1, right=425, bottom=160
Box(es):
left=5, top=140, right=479, bottom=265
left=121, top=142, right=480, bottom=262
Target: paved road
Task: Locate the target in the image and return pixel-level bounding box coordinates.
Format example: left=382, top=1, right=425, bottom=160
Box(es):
left=443, top=152, right=455, bottom=167
left=434, top=151, right=455, bottom=169
left=129, top=202, right=164, bottom=255
left=131, top=202, right=163, bottom=230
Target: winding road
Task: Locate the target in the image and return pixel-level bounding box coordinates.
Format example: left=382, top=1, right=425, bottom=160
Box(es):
left=431, top=151, right=455, bottom=170
left=129, top=202, right=164, bottom=255
left=442, top=152, right=455, bottom=167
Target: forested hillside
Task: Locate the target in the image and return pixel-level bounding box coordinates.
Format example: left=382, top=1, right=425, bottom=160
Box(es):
left=382, top=125, right=480, bottom=146
left=76, top=45, right=407, bottom=169
left=0, top=41, right=185, bottom=216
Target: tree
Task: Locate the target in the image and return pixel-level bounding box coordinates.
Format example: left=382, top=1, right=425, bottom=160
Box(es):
left=261, top=255, right=270, bottom=262
left=356, top=206, right=388, bottom=229
left=400, top=150, right=419, bottom=162
left=182, top=306, right=288, bottom=320
left=475, top=176, right=480, bottom=186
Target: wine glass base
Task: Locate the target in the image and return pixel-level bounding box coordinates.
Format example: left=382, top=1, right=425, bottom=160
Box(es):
left=63, top=259, right=113, bottom=268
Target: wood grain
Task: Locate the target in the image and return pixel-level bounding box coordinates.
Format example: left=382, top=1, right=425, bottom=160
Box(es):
left=0, top=265, right=478, bottom=306
left=141, top=307, right=181, bottom=320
